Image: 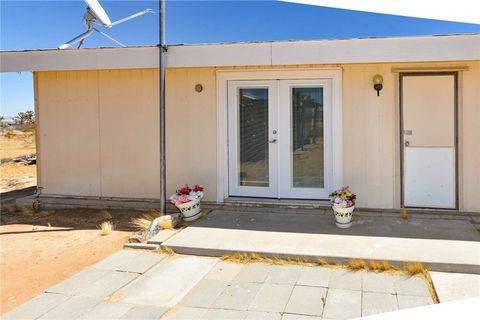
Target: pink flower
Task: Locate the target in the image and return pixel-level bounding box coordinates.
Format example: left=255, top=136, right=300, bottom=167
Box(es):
left=175, top=194, right=191, bottom=205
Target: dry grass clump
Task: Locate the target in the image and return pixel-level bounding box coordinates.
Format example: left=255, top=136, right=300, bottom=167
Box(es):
left=130, top=211, right=161, bottom=231
left=154, top=246, right=175, bottom=255
left=99, top=221, right=115, bottom=236
left=404, top=262, right=425, bottom=275
left=21, top=207, right=35, bottom=216
left=400, top=208, right=410, bottom=220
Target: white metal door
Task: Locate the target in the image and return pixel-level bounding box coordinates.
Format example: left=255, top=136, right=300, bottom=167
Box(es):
left=278, top=79, right=333, bottom=199
left=402, top=74, right=456, bottom=208
left=228, top=81, right=278, bottom=197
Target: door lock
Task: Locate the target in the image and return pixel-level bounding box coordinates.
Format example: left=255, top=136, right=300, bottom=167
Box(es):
left=404, top=141, right=410, bottom=147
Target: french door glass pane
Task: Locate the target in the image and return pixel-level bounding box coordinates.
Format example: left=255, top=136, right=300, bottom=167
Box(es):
left=291, top=87, right=324, bottom=188
left=238, top=88, right=269, bottom=187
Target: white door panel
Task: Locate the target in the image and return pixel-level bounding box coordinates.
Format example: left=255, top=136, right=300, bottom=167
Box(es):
left=404, top=147, right=455, bottom=208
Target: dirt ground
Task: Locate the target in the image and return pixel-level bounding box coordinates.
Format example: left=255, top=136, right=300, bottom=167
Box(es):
left=0, top=131, right=37, bottom=192
left=0, top=208, right=145, bottom=315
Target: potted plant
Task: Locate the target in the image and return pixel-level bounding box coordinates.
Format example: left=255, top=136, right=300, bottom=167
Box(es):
left=170, top=185, right=204, bottom=222
left=329, top=186, right=356, bottom=228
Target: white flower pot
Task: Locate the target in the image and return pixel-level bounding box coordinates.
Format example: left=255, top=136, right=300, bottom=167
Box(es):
left=332, top=206, right=354, bottom=228
left=175, top=197, right=202, bottom=221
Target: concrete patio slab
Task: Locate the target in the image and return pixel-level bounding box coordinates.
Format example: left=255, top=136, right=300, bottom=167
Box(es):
left=393, top=276, right=431, bottom=297
left=204, top=261, right=244, bottom=282
left=248, top=283, right=294, bottom=312
left=284, top=286, right=327, bottom=316
left=119, top=306, right=166, bottom=320
left=265, top=265, right=304, bottom=285
left=245, top=311, right=281, bottom=319
left=296, top=267, right=331, bottom=287
left=322, top=288, right=362, bottom=319
left=94, top=250, right=167, bottom=274
left=38, top=296, right=102, bottom=319
left=430, top=272, right=480, bottom=302
left=233, top=262, right=272, bottom=283
left=201, top=308, right=246, bottom=320
left=163, top=210, right=480, bottom=273
left=362, top=272, right=397, bottom=293
left=281, top=313, right=321, bottom=320
left=1, top=293, right=70, bottom=320
left=362, top=292, right=398, bottom=316
left=180, top=279, right=229, bottom=308
left=79, top=301, right=133, bottom=319
left=396, top=295, right=434, bottom=309
left=47, top=267, right=139, bottom=298
left=120, top=255, right=218, bottom=307
left=328, top=269, right=362, bottom=291
left=147, top=229, right=179, bottom=245
left=162, top=307, right=208, bottom=320
left=212, top=282, right=262, bottom=310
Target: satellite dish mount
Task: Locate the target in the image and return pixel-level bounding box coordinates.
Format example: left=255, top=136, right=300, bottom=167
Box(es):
left=59, top=0, right=153, bottom=49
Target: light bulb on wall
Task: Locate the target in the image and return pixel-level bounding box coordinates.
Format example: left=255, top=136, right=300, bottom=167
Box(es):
left=373, top=74, right=383, bottom=96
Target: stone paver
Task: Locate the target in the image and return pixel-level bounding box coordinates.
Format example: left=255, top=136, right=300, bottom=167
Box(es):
left=39, top=296, right=101, bottom=319
left=265, top=265, right=304, bottom=285
left=397, top=295, right=434, bottom=310
left=245, top=311, right=281, bottom=319
left=201, top=308, right=246, bottom=319
left=362, top=292, right=398, bottom=316
left=47, top=268, right=138, bottom=298
left=181, top=279, right=229, bottom=308
left=204, top=261, right=244, bottom=282
left=430, top=271, right=480, bottom=302
left=95, top=250, right=166, bottom=274
left=394, top=275, right=430, bottom=297
left=79, top=301, right=133, bottom=319
left=119, top=305, right=166, bottom=319
left=323, top=288, right=362, bottom=319
left=234, top=263, right=272, bottom=283
left=248, top=284, right=294, bottom=312
left=162, top=307, right=208, bottom=320
left=328, top=269, right=362, bottom=291
left=1, top=293, right=70, bottom=320
left=296, top=267, right=331, bottom=287
left=362, top=272, right=397, bottom=293
left=213, top=282, right=262, bottom=310
left=284, top=286, right=327, bottom=316
left=121, top=255, right=218, bottom=307
left=281, top=313, right=321, bottom=320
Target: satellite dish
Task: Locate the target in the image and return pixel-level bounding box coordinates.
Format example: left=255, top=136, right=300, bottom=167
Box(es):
left=59, top=0, right=154, bottom=49
left=85, top=0, right=111, bottom=27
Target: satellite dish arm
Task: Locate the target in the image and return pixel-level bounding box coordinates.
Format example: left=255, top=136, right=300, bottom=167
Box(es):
left=93, top=28, right=126, bottom=47
left=58, top=28, right=95, bottom=49
left=108, top=9, right=154, bottom=27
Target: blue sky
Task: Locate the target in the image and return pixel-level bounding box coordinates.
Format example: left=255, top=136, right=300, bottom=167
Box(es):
left=1, top=0, right=479, bottom=117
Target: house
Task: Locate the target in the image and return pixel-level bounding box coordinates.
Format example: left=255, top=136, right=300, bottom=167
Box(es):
left=1, top=34, right=479, bottom=212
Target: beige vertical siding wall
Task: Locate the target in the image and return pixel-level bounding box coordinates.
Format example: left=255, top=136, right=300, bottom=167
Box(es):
left=165, top=68, right=218, bottom=200
left=36, top=69, right=160, bottom=199
left=36, top=62, right=480, bottom=211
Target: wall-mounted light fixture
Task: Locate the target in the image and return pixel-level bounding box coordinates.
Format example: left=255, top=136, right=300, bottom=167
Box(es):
left=372, top=74, right=383, bottom=96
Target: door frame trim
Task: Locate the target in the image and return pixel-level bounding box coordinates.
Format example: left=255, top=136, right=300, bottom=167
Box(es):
left=399, top=72, right=459, bottom=210
left=216, top=68, right=343, bottom=203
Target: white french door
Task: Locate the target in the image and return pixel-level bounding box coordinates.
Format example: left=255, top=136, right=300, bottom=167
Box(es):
left=228, top=79, right=333, bottom=199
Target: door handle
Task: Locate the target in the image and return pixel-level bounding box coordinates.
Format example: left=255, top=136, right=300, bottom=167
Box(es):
left=404, top=141, right=410, bottom=147
left=269, top=139, right=277, bottom=143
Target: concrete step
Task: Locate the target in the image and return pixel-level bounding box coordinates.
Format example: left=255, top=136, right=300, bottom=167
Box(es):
left=163, top=210, right=480, bottom=274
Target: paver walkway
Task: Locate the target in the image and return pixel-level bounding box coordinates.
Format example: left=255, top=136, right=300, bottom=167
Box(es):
left=3, top=250, right=435, bottom=320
